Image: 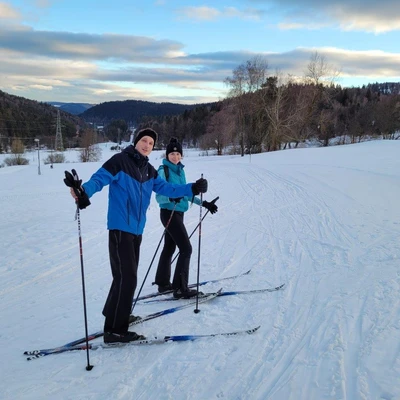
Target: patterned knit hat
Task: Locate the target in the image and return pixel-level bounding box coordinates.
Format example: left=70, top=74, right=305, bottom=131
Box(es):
left=166, top=137, right=183, bottom=157
left=133, top=128, right=158, bottom=147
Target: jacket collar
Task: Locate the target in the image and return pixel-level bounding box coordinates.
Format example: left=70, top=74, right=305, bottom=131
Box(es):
left=163, top=158, right=184, bottom=173
left=125, top=145, right=148, bottom=167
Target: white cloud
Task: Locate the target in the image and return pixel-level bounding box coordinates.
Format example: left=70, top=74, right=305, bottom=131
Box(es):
left=247, top=0, right=400, bottom=33
left=29, top=84, right=53, bottom=90
left=335, top=12, right=400, bottom=34
left=0, top=26, right=185, bottom=62
left=0, top=2, right=21, bottom=20
left=176, top=6, right=264, bottom=22
left=177, top=6, right=220, bottom=21
left=34, top=0, right=52, bottom=8
left=278, top=22, right=328, bottom=30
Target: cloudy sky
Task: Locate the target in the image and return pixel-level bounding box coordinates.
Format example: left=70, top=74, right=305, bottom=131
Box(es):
left=1, top=0, right=400, bottom=105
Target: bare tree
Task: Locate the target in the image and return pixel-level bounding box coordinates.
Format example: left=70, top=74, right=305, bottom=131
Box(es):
left=317, top=109, right=336, bottom=147
left=225, top=55, right=269, bottom=156
left=201, top=105, right=235, bottom=155
left=294, top=52, right=342, bottom=145
left=11, top=138, right=25, bottom=155
left=374, top=95, right=400, bottom=139
left=4, top=138, right=29, bottom=166
left=257, top=74, right=295, bottom=151
left=79, top=129, right=102, bottom=162
left=281, top=83, right=315, bottom=147
left=250, top=71, right=314, bottom=151
left=305, top=52, right=340, bottom=86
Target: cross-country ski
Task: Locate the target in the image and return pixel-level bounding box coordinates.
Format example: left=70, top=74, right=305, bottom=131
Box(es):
left=25, top=326, right=260, bottom=360
left=142, top=283, right=286, bottom=303
left=23, top=289, right=222, bottom=358
left=137, top=268, right=252, bottom=301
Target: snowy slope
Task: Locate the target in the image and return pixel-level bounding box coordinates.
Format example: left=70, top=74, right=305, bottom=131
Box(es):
left=0, top=141, right=399, bottom=400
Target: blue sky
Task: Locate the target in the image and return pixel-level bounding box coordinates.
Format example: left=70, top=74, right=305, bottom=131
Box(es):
left=1, top=0, right=400, bottom=105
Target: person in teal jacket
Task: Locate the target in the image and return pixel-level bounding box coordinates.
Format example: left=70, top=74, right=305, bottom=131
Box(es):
left=66, top=129, right=208, bottom=343
left=154, top=137, right=218, bottom=299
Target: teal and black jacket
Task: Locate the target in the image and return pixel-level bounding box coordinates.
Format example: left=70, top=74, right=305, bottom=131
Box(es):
left=82, top=146, right=194, bottom=235
left=155, top=158, right=202, bottom=212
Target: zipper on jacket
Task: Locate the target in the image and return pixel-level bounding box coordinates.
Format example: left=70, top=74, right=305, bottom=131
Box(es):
left=127, top=199, right=130, bottom=225
left=137, top=170, right=143, bottom=232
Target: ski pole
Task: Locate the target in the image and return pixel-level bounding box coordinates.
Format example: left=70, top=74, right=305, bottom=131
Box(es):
left=131, top=203, right=178, bottom=313
left=75, top=205, right=93, bottom=371
left=194, top=174, right=204, bottom=314
left=64, top=169, right=93, bottom=370
left=170, top=196, right=219, bottom=265
left=64, top=170, right=94, bottom=371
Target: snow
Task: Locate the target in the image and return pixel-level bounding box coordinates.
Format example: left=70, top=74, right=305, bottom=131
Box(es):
left=1, top=140, right=400, bottom=400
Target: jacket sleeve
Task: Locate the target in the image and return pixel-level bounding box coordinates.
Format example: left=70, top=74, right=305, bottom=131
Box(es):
left=191, top=196, right=202, bottom=206
left=182, top=169, right=201, bottom=205
left=153, top=175, right=193, bottom=198
left=155, top=167, right=170, bottom=205
left=82, top=167, right=115, bottom=198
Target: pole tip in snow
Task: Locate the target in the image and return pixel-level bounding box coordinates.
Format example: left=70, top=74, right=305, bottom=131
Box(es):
left=86, top=365, right=94, bottom=371
left=194, top=309, right=200, bottom=314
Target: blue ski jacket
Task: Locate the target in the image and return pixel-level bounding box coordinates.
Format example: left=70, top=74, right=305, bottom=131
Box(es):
left=155, top=158, right=202, bottom=212
left=82, top=146, right=194, bottom=235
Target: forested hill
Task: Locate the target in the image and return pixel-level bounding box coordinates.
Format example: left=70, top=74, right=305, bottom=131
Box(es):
left=47, top=102, right=94, bottom=115
left=367, top=82, right=400, bottom=95
left=79, top=99, right=203, bottom=124
left=0, top=90, right=87, bottom=143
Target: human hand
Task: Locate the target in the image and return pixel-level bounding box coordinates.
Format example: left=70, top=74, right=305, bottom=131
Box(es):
left=191, top=178, right=208, bottom=195
left=202, top=197, right=218, bottom=214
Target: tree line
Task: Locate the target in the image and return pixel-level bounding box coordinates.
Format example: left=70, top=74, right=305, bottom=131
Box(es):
left=136, top=53, right=400, bottom=155
left=81, top=100, right=201, bottom=125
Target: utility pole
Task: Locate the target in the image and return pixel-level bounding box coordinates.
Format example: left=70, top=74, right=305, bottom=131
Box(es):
left=34, top=138, right=41, bottom=175
left=55, top=110, right=64, bottom=151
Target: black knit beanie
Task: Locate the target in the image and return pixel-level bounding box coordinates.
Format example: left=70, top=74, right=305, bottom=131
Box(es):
left=166, top=137, right=183, bottom=157
left=133, top=128, right=158, bottom=147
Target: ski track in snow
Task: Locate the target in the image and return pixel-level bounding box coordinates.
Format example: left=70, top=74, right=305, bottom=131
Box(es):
left=1, top=142, right=400, bottom=400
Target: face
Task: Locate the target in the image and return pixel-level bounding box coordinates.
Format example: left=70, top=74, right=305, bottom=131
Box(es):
left=135, top=136, right=154, bottom=156
left=168, top=151, right=182, bottom=165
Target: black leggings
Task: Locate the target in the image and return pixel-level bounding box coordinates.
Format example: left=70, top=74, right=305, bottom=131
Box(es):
left=155, top=209, right=192, bottom=291
left=102, top=230, right=142, bottom=333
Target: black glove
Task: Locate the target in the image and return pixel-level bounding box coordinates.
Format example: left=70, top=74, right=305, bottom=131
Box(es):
left=191, top=178, right=208, bottom=195
left=64, top=169, right=91, bottom=210
left=169, top=197, right=183, bottom=204
left=202, top=198, right=218, bottom=214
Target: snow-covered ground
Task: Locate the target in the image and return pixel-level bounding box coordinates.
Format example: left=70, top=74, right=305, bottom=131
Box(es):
left=1, top=140, right=399, bottom=400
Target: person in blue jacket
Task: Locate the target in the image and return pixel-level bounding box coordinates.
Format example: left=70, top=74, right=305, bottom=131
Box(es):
left=65, top=129, right=207, bottom=343
left=154, top=137, right=218, bottom=299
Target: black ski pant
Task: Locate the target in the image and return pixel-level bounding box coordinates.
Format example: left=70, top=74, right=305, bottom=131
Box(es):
left=155, top=209, right=192, bottom=291
left=102, top=230, right=142, bottom=334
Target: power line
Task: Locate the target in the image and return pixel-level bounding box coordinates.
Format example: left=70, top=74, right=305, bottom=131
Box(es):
left=0, top=136, right=36, bottom=140
left=0, top=127, right=55, bottom=132
left=0, top=117, right=57, bottom=124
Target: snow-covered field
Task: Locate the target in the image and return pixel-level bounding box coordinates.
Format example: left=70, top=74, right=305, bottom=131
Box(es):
left=1, top=140, right=399, bottom=400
